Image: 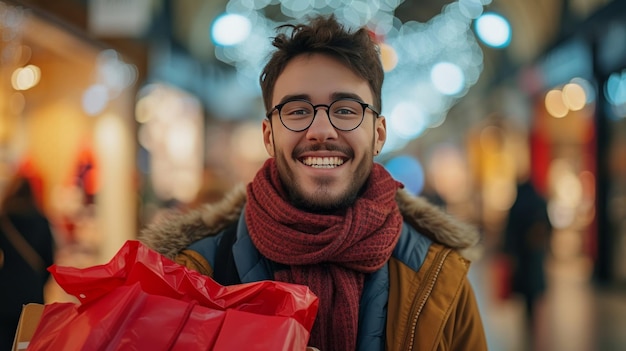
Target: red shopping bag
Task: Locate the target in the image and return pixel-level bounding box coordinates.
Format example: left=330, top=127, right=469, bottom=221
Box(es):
left=27, top=240, right=318, bottom=350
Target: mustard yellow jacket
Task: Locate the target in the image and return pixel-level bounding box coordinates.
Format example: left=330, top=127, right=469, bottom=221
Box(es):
left=140, top=187, right=487, bottom=350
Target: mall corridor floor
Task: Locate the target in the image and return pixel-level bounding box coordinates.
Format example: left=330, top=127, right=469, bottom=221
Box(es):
left=471, top=253, right=626, bottom=351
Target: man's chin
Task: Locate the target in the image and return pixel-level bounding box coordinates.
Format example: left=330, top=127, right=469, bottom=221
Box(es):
left=289, top=189, right=357, bottom=214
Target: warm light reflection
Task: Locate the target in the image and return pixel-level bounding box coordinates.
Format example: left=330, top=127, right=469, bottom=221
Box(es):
left=545, top=89, right=568, bottom=118
left=166, top=120, right=197, bottom=158
left=379, top=43, right=398, bottom=72
left=555, top=171, right=583, bottom=205
left=95, top=113, right=124, bottom=152
left=562, top=83, right=586, bottom=111
left=11, top=64, right=41, bottom=90
left=545, top=81, right=590, bottom=118
left=570, top=77, right=595, bottom=104
left=547, top=159, right=583, bottom=229
left=475, top=124, right=517, bottom=212
left=94, top=113, right=137, bottom=261
left=135, top=83, right=204, bottom=203
left=483, top=176, right=516, bottom=211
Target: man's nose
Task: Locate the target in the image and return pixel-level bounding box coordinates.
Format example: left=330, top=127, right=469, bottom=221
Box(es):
left=306, top=107, right=338, bottom=141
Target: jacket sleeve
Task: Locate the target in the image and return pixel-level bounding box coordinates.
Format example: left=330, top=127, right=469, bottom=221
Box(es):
left=443, top=277, right=488, bottom=350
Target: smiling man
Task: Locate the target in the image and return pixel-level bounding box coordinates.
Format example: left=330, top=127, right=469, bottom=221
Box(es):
left=140, top=15, right=487, bottom=351
left=265, top=53, right=383, bottom=212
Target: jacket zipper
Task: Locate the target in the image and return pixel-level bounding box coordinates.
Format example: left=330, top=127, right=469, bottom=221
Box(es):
left=404, top=248, right=452, bottom=350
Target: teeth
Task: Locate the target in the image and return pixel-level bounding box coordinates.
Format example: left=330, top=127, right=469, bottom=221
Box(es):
left=301, top=156, right=345, bottom=168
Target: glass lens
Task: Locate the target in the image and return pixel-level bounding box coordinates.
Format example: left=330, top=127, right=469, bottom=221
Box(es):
left=280, top=100, right=315, bottom=131
left=329, top=99, right=364, bottom=130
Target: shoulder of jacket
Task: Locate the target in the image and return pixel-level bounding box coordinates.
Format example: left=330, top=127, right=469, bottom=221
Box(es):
left=396, top=188, right=483, bottom=261
left=139, top=184, right=247, bottom=259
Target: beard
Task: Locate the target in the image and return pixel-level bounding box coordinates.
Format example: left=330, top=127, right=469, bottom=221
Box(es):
left=273, top=142, right=374, bottom=213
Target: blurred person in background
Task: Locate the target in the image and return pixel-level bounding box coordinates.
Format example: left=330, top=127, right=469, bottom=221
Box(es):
left=141, top=14, right=486, bottom=351
left=0, top=167, right=55, bottom=350
left=503, top=178, right=552, bottom=336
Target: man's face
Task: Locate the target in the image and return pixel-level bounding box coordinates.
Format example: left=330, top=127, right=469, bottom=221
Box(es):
left=263, top=53, right=386, bottom=212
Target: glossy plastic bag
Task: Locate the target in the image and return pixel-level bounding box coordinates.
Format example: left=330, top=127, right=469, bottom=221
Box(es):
left=27, top=240, right=318, bottom=350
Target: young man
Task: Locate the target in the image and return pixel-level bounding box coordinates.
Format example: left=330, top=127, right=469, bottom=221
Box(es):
left=140, top=15, right=487, bottom=351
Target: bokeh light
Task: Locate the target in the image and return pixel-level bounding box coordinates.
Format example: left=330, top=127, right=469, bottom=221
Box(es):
left=389, top=102, right=428, bottom=139
left=211, top=13, right=252, bottom=46
left=545, top=89, right=569, bottom=118
left=211, top=0, right=494, bottom=148
left=11, top=64, right=40, bottom=90
left=384, top=155, right=425, bottom=195
left=562, top=82, right=587, bottom=111
left=474, top=12, right=511, bottom=48
left=379, top=43, right=398, bottom=72
left=605, top=69, right=626, bottom=118
left=431, top=62, right=465, bottom=96
left=82, top=84, right=109, bottom=116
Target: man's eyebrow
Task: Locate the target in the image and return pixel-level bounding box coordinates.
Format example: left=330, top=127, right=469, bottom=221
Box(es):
left=276, top=92, right=366, bottom=105
left=330, top=92, right=365, bottom=101
left=277, top=94, right=310, bottom=104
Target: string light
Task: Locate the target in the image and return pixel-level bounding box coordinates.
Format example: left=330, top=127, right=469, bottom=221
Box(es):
left=211, top=0, right=496, bottom=153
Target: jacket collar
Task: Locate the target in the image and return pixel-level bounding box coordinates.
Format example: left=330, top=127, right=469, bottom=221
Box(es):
left=139, top=185, right=481, bottom=260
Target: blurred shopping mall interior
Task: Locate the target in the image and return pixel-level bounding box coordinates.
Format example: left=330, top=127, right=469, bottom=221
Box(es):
left=1, top=0, right=626, bottom=350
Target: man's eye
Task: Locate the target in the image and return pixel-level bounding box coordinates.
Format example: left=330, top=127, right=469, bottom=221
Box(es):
left=283, top=105, right=313, bottom=117
left=333, top=107, right=357, bottom=115
left=291, top=109, right=310, bottom=115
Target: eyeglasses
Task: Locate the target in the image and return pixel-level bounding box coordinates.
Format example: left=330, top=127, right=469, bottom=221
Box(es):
left=266, top=98, right=380, bottom=132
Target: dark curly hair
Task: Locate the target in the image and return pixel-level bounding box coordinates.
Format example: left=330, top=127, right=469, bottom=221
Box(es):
left=260, top=15, right=384, bottom=114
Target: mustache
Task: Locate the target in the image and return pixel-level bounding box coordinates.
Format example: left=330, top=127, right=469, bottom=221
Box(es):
left=292, top=143, right=354, bottom=158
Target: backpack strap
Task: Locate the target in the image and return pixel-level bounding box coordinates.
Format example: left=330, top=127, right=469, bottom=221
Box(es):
left=212, top=222, right=241, bottom=285
left=1, top=215, right=46, bottom=273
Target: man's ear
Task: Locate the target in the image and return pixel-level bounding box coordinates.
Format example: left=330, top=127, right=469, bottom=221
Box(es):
left=262, top=119, right=275, bottom=157
left=374, top=115, right=387, bottom=154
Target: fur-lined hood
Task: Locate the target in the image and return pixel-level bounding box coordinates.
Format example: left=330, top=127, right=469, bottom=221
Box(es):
left=139, top=185, right=482, bottom=261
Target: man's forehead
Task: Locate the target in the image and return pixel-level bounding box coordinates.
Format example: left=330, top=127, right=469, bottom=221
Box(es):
left=270, top=53, right=373, bottom=104
left=275, top=92, right=367, bottom=104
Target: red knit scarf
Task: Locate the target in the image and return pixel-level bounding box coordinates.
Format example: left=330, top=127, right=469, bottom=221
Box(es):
left=245, top=158, right=403, bottom=351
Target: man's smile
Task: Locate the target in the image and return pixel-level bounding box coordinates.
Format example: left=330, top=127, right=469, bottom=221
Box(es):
left=299, top=156, right=346, bottom=168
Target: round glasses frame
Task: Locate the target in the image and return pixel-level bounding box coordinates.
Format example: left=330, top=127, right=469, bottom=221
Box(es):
left=266, top=98, right=380, bottom=132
